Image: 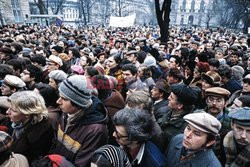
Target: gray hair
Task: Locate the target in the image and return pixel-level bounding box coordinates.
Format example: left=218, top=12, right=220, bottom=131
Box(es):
left=113, top=108, right=154, bottom=142
left=8, top=91, right=48, bottom=124
left=125, top=90, right=153, bottom=113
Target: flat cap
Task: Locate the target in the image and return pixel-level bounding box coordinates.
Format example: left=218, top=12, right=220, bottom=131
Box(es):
left=184, top=112, right=222, bottom=135
left=48, top=70, right=68, bottom=82
left=243, top=74, right=250, bottom=83
left=171, top=83, right=200, bottom=106
left=228, top=107, right=250, bottom=126
left=4, top=75, right=26, bottom=88
left=126, top=49, right=138, bottom=55
left=48, top=55, right=63, bottom=67
left=205, top=87, right=230, bottom=99
left=81, top=47, right=91, bottom=55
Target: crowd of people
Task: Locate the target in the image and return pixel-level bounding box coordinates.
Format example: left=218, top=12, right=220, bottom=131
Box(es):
left=0, top=23, right=249, bottom=167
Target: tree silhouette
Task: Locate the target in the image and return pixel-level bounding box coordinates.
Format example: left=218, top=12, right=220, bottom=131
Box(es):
left=155, top=0, right=172, bottom=42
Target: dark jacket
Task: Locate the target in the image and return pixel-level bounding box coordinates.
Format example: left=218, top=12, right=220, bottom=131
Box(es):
left=223, top=77, right=242, bottom=95
left=131, top=141, right=167, bottom=167
left=159, top=109, right=192, bottom=151
left=153, top=99, right=168, bottom=122
left=165, top=134, right=222, bottom=167
left=51, top=96, right=108, bottom=167
left=11, top=118, right=54, bottom=162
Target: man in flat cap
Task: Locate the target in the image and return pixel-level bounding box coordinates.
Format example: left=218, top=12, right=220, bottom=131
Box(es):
left=125, top=49, right=140, bottom=68
left=223, top=107, right=250, bottom=167
left=0, top=74, right=26, bottom=96
left=47, top=55, right=63, bottom=73
left=0, top=75, right=26, bottom=134
left=165, top=112, right=222, bottom=167
left=159, top=83, right=200, bottom=150
left=205, top=87, right=231, bottom=165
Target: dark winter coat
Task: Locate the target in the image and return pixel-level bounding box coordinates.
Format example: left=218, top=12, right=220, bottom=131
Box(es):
left=51, top=96, right=108, bottom=167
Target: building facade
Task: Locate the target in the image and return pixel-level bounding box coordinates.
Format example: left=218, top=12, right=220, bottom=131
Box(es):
left=0, top=0, right=30, bottom=25
left=170, top=0, right=218, bottom=27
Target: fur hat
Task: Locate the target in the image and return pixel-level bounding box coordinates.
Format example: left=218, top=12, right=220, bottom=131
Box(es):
left=201, top=71, right=221, bottom=86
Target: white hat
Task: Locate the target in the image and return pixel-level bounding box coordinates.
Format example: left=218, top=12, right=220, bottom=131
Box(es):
left=48, top=55, right=63, bottom=67
left=143, top=56, right=156, bottom=67
left=4, top=75, right=26, bottom=88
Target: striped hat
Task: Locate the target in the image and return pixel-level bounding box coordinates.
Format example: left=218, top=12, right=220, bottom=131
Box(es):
left=0, top=131, right=13, bottom=152
left=93, top=145, right=131, bottom=167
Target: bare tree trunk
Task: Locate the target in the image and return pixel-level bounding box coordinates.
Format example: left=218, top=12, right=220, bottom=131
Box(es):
left=34, top=0, right=46, bottom=14
left=118, top=0, right=122, bottom=17
left=155, top=0, right=172, bottom=42
left=87, top=1, right=90, bottom=23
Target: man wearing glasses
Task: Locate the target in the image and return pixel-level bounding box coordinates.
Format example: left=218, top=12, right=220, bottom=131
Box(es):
left=204, top=87, right=231, bottom=165
left=112, top=108, right=166, bottom=167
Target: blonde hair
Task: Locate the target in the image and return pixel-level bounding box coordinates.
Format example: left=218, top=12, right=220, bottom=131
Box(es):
left=8, top=91, right=48, bottom=124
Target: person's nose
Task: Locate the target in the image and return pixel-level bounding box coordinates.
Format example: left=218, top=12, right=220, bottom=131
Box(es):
left=6, top=108, right=11, bottom=115
left=241, top=130, right=247, bottom=139
left=186, top=131, right=192, bottom=139
left=56, top=97, right=62, bottom=104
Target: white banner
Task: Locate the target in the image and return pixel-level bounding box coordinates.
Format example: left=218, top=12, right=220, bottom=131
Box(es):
left=109, top=14, right=136, bottom=27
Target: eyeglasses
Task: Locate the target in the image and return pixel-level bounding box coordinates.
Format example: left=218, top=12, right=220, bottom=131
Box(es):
left=207, top=96, right=224, bottom=104
left=114, top=129, right=128, bottom=140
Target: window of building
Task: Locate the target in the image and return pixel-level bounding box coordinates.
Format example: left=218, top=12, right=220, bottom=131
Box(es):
left=180, top=15, right=184, bottom=25
left=11, top=0, right=23, bottom=22
left=200, top=0, right=205, bottom=12
left=191, top=0, right=195, bottom=12
left=182, top=0, right=186, bottom=12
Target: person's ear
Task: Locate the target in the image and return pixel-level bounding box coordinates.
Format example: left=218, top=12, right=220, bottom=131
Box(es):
left=206, top=140, right=216, bottom=147
left=177, top=103, right=183, bottom=110
left=11, top=88, right=17, bottom=94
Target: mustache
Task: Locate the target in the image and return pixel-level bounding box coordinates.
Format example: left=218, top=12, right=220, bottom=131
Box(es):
left=208, top=106, right=220, bottom=110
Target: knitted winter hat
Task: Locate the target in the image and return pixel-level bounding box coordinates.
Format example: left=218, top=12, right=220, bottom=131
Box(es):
left=58, top=75, right=92, bottom=108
